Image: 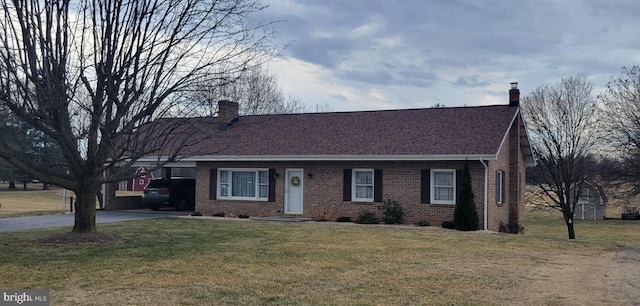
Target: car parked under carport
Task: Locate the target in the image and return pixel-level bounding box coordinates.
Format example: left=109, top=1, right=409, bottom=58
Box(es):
left=142, top=178, right=196, bottom=211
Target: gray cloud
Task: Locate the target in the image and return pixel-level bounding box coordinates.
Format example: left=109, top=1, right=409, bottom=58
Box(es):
left=455, top=75, right=490, bottom=88
left=288, top=37, right=353, bottom=68
left=259, top=0, right=640, bottom=110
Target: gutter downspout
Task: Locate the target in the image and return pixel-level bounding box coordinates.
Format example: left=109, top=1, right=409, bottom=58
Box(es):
left=480, top=158, right=488, bottom=231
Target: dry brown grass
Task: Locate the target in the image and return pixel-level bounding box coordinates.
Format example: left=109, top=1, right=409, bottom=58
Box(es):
left=0, top=211, right=639, bottom=305
left=1, top=185, right=640, bottom=304
left=0, top=183, right=140, bottom=217
left=0, top=182, right=69, bottom=216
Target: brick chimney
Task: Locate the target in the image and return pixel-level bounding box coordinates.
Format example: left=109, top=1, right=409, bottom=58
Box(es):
left=217, top=100, right=239, bottom=125
left=509, top=82, right=520, bottom=107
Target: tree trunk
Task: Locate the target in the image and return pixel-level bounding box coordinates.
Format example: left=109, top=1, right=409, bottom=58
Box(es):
left=8, top=180, right=16, bottom=189
left=22, top=181, right=27, bottom=190
left=42, top=183, right=49, bottom=190
left=565, top=219, right=576, bottom=240
left=72, top=185, right=98, bottom=233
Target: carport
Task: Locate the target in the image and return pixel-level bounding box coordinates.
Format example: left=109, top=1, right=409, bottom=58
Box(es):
left=104, top=160, right=196, bottom=211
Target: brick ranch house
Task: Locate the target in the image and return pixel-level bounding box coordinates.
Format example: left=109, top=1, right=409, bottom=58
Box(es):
left=112, top=83, right=534, bottom=231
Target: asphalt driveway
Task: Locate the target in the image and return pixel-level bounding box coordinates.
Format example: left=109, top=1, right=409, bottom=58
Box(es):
left=0, top=210, right=187, bottom=232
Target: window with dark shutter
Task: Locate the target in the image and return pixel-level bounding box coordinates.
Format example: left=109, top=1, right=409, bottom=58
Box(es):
left=352, top=169, right=375, bottom=202
left=429, top=169, right=457, bottom=204
left=217, top=168, right=270, bottom=200
left=344, top=169, right=382, bottom=202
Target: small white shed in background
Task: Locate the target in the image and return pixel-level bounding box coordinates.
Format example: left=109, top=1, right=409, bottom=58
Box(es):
left=574, top=181, right=608, bottom=220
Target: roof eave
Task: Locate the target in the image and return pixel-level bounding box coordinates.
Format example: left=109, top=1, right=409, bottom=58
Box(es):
left=131, top=154, right=499, bottom=166
left=496, top=108, right=536, bottom=167
left=519, top=109, right=537, bottom=166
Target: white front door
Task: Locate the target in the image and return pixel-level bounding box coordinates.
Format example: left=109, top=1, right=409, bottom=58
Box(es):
left=285, top=169, right=303, bottom=214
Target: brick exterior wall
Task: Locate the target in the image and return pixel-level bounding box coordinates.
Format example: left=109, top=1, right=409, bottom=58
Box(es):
left=485, top=112, right=526, bottom=231
left=195, top=160, right=488, bottom=227
left=485, top=146, right=511, bottom=231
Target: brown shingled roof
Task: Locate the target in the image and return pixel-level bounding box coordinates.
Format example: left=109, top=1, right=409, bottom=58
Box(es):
left=187, top=105, right=519, bottom=158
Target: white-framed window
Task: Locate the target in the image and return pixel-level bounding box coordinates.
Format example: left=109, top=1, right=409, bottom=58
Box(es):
left=496, top=170, right=504, bottom=205
left=352, top=169, right=374, bottom=202
left=218, top=168, right=269, bottom=201
left=431, top=169, right=455, bottom=204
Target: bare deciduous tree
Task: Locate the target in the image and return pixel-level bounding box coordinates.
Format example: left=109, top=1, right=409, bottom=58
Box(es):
left=601, top=66, right=640, bottom=196
left=191, top=65, right=307, bottom=116
left=521, top=76, right=600, bottom=239
left=0, top=0, right=277, bottom=233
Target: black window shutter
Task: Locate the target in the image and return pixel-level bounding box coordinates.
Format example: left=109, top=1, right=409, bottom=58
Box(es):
left=420, top=170, right=430, bottom=204
left=456, top=169, right=464, bottom=203
left=209, top=168, right=217, bottom=200
left=496, top=171, right=504, bottom=204
left=495, top=171, right=499, bottom=203
left=268, top=168, right=276, bottom=202
left=343, top=169, right=352, bottom=201
left=374, top=169, right=383, bottom=202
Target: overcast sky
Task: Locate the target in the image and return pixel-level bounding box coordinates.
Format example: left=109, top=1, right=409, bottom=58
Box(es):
left=257, top=0, right=640, bottom=111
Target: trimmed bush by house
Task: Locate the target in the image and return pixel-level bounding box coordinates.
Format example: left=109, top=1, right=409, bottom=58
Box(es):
left=454, top=162, right=479, bottom=231
left=415, top=220, right=430, bottom=227
left=441, top=221, right=456, bottom=229
left=378, top=199, right=405, bottom=224
left=336, top=216, right=353, bottom=222
left=354, top=211, right=379, bottom=224
left=499, top=221, right=525, bottom=234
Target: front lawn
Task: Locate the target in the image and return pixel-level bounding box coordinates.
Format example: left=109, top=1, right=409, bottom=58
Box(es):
left=1, top=211, right=639, bottom=305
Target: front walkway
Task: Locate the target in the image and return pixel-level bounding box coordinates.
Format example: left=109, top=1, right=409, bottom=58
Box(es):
left=251, top=216, right=312, bottom=222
